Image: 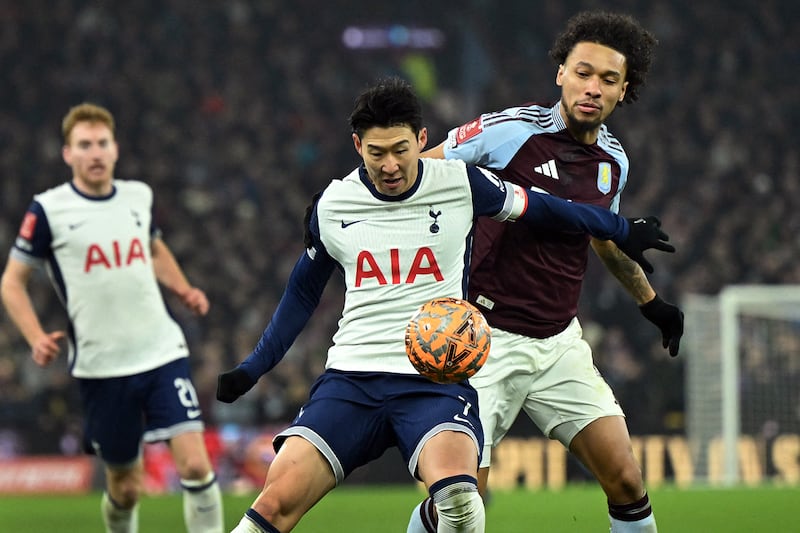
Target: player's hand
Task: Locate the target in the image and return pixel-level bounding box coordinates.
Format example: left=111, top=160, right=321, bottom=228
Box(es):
left=31, top=331, right=67, bottom=367
left=618, top=216, right=675, bottom=274
left=180, top=287, right=209, bottom=316
left=639, top=294, right=684, bottom=356
left=216, top=367, right=256, bottom=403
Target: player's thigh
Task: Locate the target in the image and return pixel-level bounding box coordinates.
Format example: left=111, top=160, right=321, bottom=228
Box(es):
left=250, top=435, right=336, bottom=529
left=521, top=332, right=623, bottom=446
left=142, top=358, right=205, bottom=442
left=77, top=376, right=145, bottom=465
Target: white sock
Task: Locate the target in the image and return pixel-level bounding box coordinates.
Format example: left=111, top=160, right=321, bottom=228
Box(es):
left=610, top=513, right=657, bottom=532
left=181, top=472, right=224, bottom=532
left=231, top=515, right=265, bottom=533
left=435, top=490, right=484, bottom=532
left=231, top=510, right=278, bottom=533
left=101, top=491, right=139, bottom=533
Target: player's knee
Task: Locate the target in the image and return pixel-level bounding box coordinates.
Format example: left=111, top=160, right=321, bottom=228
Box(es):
left=432, top=477, right=485, bottom=530
left=172, top=448, right=213, bottom=481
left=106, top=468, right=142, bottom=508
left=177, top=458, right=213, bottom=481
left=604, top=462, right=646, bottom=502
left=108, top=479, right=141, bottom=508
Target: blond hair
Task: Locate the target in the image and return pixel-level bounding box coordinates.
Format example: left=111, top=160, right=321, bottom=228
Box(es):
left=62, top=102, right=115, bottom=144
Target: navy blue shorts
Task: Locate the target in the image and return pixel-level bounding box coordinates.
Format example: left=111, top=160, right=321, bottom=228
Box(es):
left=77, top=358, right=205, bottom=466
left=274, top=370, right=483, bottom=484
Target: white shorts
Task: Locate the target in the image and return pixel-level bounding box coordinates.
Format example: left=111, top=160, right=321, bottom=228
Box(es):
left=470, top=318, right=624, bottom=468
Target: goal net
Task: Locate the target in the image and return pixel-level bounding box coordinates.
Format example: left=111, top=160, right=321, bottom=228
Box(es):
left=684, top=285, right=800, bottom=486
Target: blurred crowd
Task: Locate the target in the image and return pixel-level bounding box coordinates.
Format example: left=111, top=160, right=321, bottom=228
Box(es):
left=1, top=0, right=798, bottom=457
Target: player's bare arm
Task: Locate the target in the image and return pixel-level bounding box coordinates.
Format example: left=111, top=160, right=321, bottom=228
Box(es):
left=420, top=142, right=446, bottom=159
left=591, top=236, right=684, bottom=356
left=590, top=237, right=655, bottom=304
left=0, top=257, right=67, bottom=366
left=151, top=238, right=209, bottom=316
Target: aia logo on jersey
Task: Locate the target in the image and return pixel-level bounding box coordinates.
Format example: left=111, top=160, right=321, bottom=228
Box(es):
left=84, top=238, right=147, bottom=272
left=355, top=247, right=444, bottom=287
left=455, top=117, right=482, bottom=145
left=19, top=212, right=37, bottom=240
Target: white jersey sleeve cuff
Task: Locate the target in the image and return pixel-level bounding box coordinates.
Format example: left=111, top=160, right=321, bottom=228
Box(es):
left=491, top=182, right=529, bottom=222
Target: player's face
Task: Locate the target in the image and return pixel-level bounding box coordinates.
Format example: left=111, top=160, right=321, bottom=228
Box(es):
left=62, top=121, right=118, bottom=196
left=353, top=125, right=427, bottom=196
left=556, top=41, right=629, bottom=143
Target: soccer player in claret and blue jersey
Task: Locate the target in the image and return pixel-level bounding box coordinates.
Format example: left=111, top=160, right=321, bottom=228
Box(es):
left=0, top=103, right=224, bottom=532
left=410, top=10, right=685, bottom=533
left=216, top=76, right=675, bottom=533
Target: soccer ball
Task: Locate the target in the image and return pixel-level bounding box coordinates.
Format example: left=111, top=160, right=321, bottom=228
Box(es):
left=405, top=297, right=491, bottom=384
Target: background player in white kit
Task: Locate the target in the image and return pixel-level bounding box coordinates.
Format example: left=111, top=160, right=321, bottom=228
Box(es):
left=0, top=103, right=223, bottom=533
left=408, top=11, right=683, bottom=533
left=215, top=77, right=674, bottom=533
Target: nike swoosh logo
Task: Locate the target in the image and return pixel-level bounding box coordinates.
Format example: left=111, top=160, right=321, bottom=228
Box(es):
left=68, top=221, right=87, bottom=230
left=453, top=414, right=474, bottom=428
left=187, top=409, right=202, bottom=419
left=341, top=219, right=365, bottom=228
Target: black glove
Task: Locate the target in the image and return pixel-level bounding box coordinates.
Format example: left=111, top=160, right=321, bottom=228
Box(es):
left=216, top=367, right=256, bottom=403
left=639, top=294, right=684, bottom=357
left=617, top=216, right=675, bottom=274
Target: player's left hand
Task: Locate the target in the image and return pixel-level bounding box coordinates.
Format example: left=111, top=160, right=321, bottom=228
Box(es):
left=180, top=287, right=209, bottom=316
left=216, top=367, right=256, bottom=403
left=618, top=216, right=675, bottom=274
left=639, top=294, right=684, bottom=356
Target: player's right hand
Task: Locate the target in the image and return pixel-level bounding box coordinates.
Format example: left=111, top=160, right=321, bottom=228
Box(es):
left=31, top=331, right=66, bottom=367
left=618, top=216, right=675, bottom=274
left=216, top=367, right=256, bottom=403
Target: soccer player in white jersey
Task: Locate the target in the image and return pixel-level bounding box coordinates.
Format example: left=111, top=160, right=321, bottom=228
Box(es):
left=0, top=103, right=224, bottom=532
left=408, top=11, right=684, bottom=533
left=215, top=76, right=674, bottom=533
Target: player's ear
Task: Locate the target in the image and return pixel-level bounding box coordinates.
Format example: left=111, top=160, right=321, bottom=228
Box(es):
left=556, top=64, right=565, bottom=87
left=418, top=127, right=428, bottom=151
left=62, top=145, right=72, bottom=165
left=352, top=133, right=363, bottom=156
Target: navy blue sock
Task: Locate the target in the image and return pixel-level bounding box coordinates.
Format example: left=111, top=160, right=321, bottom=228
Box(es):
left=245, top=508, right=281, bottom=533
left=608, top=492, right=652, bottom=522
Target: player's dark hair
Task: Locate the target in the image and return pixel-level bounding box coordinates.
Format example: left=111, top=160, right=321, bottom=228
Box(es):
left=549, top=11, right=657, bottom=105
left=349, top=76, right=423, bottom=139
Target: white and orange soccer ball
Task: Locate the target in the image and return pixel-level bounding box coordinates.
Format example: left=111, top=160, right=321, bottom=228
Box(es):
left=405, top=297, right=491, bottom=384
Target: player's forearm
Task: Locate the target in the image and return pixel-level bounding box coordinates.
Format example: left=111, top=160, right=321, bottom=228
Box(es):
left=520, top=189, right=628, bottom=241
left=0, top=277, right=47, bottom=347
left=591, top=238, right=656, bottom=304
left=151, top=239, right=194, bottom=296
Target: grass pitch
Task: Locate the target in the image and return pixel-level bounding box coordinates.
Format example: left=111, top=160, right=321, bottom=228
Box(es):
left=0, top=484, right=797, bottom=532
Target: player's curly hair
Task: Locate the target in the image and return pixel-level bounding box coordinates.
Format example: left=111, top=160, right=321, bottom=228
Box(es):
left=549, top=11, right=657, bottom=106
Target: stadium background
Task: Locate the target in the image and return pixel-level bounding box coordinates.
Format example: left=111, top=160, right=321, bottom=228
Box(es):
left=0, top=0, right=797, bottom=493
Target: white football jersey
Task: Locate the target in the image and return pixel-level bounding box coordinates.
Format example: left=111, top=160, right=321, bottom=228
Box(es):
left=316, top=158, right=491, bottom=374
left=10, top=180, right=189, bottom=378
